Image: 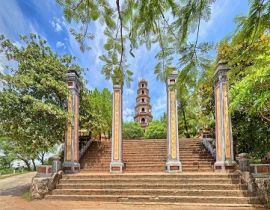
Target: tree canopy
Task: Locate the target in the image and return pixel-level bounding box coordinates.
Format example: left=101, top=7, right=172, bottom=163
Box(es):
left=0, top=33, right=81, bottom=170
left=56, top=0, right=214, bottom=84
left=80, top=87, right=113, bottom=139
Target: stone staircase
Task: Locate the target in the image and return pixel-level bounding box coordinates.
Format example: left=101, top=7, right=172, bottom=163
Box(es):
left=80, top=138, right=214, bottom=172
left=46, top=138, right=260, bottom=206
left=47, top=173, right=258, bottom=206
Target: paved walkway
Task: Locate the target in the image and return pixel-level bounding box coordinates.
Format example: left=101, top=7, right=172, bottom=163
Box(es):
left=0, top=172, right=36, bottom=196
left=0, top=172, right=266, bottom=210
left=0, top=198, right=266, bottom=210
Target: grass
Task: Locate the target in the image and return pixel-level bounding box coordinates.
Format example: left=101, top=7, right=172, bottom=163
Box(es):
left=21, top=189, right=32, bottom=201
left=0, top=171, right=28, bottom=179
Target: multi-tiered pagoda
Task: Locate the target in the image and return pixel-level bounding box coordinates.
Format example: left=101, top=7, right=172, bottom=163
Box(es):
left=134, top=79, right=153, bottom=128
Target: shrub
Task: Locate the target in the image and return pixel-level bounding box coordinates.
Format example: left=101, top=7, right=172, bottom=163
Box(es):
left=144, top=120, right=167, bottom=139
left=122, top=122, right=144, bottom=139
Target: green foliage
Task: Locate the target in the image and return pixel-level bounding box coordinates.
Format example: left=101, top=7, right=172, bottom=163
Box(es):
left=80, top=87, right=112, bottom=139
left=57, top=0, right=214, bottom=83
left=216, top=0, right=270, bottom=124
left=218, top=26, right=270, bottom=125
left=0, top=168, right=14, bottom=175
left=0, top=144, right=15, bottom=169
left=122, top=122, right=144, bottom=139
left=233, top=0, right=270, bottom=44
left=0, top=34, right=80, bottom=169
left=232, top=111, right=270, bottom=159
left=144, top=120, right=166, bottom=139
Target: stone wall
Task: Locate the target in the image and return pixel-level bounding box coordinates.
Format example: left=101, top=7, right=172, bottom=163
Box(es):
left=254, top=175, right=270, bottom=204
left=31, top=170, right=62, bottom=199
left=235, top=170, right=270, bottom=204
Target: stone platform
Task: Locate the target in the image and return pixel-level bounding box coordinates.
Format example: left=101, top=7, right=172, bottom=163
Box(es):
left=46, top=172, right=259, bottom=207
left=46, top=139, right=261, bottom=207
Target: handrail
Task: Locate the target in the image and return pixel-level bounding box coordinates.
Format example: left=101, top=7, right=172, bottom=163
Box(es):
left=201, top=138, right=216, bottom=160
left=79, top=139, right=93, bottom=160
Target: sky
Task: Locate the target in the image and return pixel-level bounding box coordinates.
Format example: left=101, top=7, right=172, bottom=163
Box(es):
left=0, top=0, right=249, bottom=122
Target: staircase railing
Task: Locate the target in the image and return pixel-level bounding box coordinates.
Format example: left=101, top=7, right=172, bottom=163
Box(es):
left=201, top=138, right=216, bottom=160
left=79, top=139, right=93, bottom=160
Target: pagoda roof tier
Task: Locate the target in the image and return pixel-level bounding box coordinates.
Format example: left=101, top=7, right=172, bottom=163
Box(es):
left=135, top=103, right=152, bottom=109
left=136, top=95, right=150, bottom=100
left=134, top=112, right=153, bottom=118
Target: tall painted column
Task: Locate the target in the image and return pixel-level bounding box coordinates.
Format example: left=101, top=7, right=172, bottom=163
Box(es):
left=110, top=83, right=124, bottom=173
left=166, top=71, right=182, bottom=172
left=63, top=70, right=80, bottom=173
left=214, top=60, right=236, bottom=172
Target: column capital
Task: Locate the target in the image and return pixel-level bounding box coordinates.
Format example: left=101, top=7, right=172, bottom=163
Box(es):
left=67, top=70, right=80, bottom=91
left=167, top=70, right=178, bottom=86
left=113, top=83, right=123, bottom=90
left=214, top=60, right=230, bottom=85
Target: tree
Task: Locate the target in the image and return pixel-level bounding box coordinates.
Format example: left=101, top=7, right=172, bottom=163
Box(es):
left=0, top=138, right=32, bottom=170
left=144, top=120, right=166, bottom=139
left=0, top=138, right=16, bottom=169
left=217, top=0, right=270, bottom=124
left=56, top=0, right=214, bottom=84
left=232, top=111, right=270, bottom=160
left=0, top=34, right=80, bottom=170
left=122, top=122, right=144, bottom=139
left=80, top=87, right=112, bottom=139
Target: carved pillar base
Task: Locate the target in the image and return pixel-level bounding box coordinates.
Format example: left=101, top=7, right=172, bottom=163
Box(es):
left=214, top=160, right=237, bottom=172
left=63, top=161, right=80, bottom=174
left=166, top=160, right=182, bottom=173
left=110, top=161, right=124, bottom=173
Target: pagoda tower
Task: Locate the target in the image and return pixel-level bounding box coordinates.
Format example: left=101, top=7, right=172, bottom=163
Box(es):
left=134, top=79, right=153, bottom=128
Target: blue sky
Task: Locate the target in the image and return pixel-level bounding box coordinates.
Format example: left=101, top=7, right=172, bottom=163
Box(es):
left=0, top=0, right=249, bottom=122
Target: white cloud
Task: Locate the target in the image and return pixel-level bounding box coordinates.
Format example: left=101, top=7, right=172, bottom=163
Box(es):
left=50, top=17, right=66, bottom=32
left=0, top=53, right=6, bottom=90
left=56, top=41, right=66, bottom=48
left=0, top=54, right=5, bottom=73
left=196, top=0, right=248, bottom=41
left=152, top=88, right=167, bottom=120
left=125, top=88, right=134, bottom=95
left=123, top=107, right=134, bottom=122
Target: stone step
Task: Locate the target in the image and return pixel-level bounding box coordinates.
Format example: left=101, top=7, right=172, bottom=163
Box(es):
left=60, top=178, right=240, bottom=185
left=46, top=194, right=258, bottom=204
left=65, top=173, right=239, bottom=179
left=82, top=159, right=214, bottom=163
left=52, top=189, right=250, bottom=197
left=57, top=183, right=247, bottom=190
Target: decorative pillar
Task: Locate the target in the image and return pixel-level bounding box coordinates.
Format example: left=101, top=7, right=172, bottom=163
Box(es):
left=166, top=71, right=182, bottom=172
left=110, top=83, right=124, bottom=173
left=214, top=60, right=236, bottom=172
left=63, top=70, right=80, bottom=173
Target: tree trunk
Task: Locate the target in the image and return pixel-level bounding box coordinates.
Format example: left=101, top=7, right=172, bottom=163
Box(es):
left=38, top=153, right=45, bottom=165
left=40, top=153, right=45, bottom=165
left=31, top=159, right=36, bottom=171
left=181, top=106, right=190, bottom=138
left=22, top=159, right=31, bottom=171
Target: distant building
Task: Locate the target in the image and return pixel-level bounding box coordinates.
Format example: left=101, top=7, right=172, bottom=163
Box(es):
left=134, top=79, right=153, bottom=128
